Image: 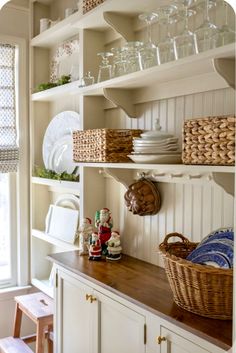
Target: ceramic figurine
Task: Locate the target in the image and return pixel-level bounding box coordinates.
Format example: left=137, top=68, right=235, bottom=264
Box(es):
left=106, top=231, right=122, bottom=261
left=78, top=217, right=93, bottom=255
left=88, top=232, right=102, bottom=261
left=95, top=208, right=113, bottom=255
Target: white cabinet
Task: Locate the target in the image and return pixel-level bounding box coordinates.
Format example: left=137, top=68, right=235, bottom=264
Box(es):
left=55, top=267, right=146, bottom=353
left=159, top=327, right=211, bottom=353
left=55, top=268, right=95, bottom=353
left=53, top=265, right=226, bottom=353
left=95, top=290, right=145, bottom=353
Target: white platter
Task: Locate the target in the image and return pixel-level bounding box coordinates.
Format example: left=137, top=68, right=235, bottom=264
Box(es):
left=128, top=154, right=182, bottom=164
left=43, top=111, right=80, bottom=174
left=48, top=136, right=76, bottom=174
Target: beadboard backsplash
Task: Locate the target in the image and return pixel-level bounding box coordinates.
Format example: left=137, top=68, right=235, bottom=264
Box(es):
left=103, top=87, right=235, bottom=266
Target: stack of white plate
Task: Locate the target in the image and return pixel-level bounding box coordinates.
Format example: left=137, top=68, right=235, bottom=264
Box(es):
left=128, top=119, right=182, bottom=164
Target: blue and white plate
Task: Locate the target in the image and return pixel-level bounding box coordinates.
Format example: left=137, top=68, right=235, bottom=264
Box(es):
left=198, top=228, right=234, bottom=247
left=190, top=252, right=231, bottom=269
left=187, top=241, right=234, bottom=268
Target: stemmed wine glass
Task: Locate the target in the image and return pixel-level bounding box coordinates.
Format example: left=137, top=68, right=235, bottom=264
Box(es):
left=138, top=12, right=159, bottom=69
left=173, top=0, right=198, bottom=59
left=156, top=5, right=178, bottom=64
left=195, top=0, right=219, bottom=52
left=213, top=1, right=235, bottom=47
left=97, top=52, right=113, bottom=82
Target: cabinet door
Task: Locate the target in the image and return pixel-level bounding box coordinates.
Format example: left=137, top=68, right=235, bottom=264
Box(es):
left=95, top=290, right=146, bottom=353
left=55, top=269, right=97, bottom=353
left=160, top=326, right=211, bottom=353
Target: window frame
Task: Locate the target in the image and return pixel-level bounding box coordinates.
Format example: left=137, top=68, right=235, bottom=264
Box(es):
left=0, top=34, right=29, bottom=289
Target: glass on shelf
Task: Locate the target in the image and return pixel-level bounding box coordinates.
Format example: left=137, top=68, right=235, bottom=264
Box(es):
left=97, top=52, right=113, bottom=83
left=70, top=64, right=80, bottom=81
left=212, top=1, right=235, bottom=47
left=195, top=0, right=219, bottom=52
left=156, top=5, right=177, bottom=64
left=111, top=47, right=127, bottom=78
left=139, top=12, right=159, bottom=69
left=173, top=0, right=198, bottom=59
left=123, top=41, right=143, bottom=74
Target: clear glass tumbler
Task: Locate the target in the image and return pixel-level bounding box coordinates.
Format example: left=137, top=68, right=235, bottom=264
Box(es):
left=97, top=52, right=113, bottom=83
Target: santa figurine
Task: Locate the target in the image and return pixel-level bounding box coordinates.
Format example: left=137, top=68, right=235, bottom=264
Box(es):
left=88, top=232, right=102, bottom=261
left=106, top=231, right=122, bottom=261
left=95, top=208, right=113, bottom=255
left=78, top=218, right=93, bottom=255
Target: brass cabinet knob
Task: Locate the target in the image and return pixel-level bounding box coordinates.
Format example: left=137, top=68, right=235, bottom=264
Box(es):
left=157, top=336, right=167, bottom=345
left=86, top=294, right=97, bottom=303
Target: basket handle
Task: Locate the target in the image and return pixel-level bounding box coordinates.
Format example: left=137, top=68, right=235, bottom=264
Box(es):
left=162, top=233, right=190, bottom=245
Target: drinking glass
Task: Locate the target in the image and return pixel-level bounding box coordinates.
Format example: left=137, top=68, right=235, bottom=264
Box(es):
left=213, top=1, right=235, bottom=47
left=123, top=41, right=143, bottom=74
left=70, top=64, right=80, bottom=81
left=97, top=52, right=113, bottom=82
left=111, top=47, right=127, bottom=77
left=195, top=0, right=219, bottom=52
left=138, top=12, right=159, bottom=69
left=156, top=5, right=177, bottom=64
left=173, top=0, right=198, bottom=59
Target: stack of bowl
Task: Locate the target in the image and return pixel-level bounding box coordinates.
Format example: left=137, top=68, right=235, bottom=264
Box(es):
left=128, top=119, right=181, bottom=164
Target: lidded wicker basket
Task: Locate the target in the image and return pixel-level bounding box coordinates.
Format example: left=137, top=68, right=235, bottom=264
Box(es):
left=159, top=233, right=233, bottom=320
left=73, top=128, right=142, bottom=163
left=83, top=0, right=105, bottom=14
left=182, top=115, right=235, bottom=166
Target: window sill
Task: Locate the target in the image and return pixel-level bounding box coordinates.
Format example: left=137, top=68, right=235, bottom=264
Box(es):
left=0, top=285, right=32, bottom=301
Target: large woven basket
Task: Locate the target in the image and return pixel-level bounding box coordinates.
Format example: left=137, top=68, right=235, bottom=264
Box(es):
left=83, top=0, right=105, bottom=14
left=73, top=128, right=142, bottom=163
left=159, top=233, right=233, bottom=320
left=182, top=115, right=235, bottom=166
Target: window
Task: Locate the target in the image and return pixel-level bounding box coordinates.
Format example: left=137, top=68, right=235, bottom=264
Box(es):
left=0, top=37, right=29, bottom=289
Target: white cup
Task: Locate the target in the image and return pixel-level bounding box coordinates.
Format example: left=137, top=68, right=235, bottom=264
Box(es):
left=39, top=18, right=51, bottom=33
left=65, top=8, right=77, bottom=18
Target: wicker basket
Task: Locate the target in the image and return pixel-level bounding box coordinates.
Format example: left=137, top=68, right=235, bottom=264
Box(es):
left=182, top=115, right=235, bottom=166
left=159, top=233, right=233, bottom=320
left=83, top=0, right=105, bottom=14
left=73, top=128, right=142, bottom=163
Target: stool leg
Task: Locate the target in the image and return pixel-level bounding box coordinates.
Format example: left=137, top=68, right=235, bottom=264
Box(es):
left=36, top=320, right=46, bottom=353
left=13, top=303, right=22, bottom=338
left=47, top=324, right=53, bottom=353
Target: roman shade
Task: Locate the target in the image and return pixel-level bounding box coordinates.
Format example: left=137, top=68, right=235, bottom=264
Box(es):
left=0, top=43, right=18, bottom=173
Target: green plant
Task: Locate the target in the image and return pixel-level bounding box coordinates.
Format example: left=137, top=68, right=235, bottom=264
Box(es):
left=35, top=166, right=79, bottom=182
left=35, top=74, right=72, bottom=92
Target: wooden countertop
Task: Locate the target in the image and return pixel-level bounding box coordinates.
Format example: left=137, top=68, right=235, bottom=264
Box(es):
left=48, top=252, right=232, bottom=350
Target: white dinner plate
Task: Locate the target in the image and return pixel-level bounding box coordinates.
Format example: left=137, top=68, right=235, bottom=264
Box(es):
left=55, top=194, right=80, bottom=211
left=43, top=111, right=80, bottom=173
left=133, top=137, right=178, bottom=144
left=128, top=154, right=182, bottom=164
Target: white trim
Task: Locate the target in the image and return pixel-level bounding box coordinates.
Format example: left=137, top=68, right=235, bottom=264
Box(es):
left=0, top=285, right=32, bottom=301
left=0, top=35, right=30, bottom=288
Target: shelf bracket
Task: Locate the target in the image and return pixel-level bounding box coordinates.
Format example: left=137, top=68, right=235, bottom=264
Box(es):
left=103, top=12, right=134, bottom=41
left=212, top=172, right=234, bottom=196
left=103, top=168, right=134, bottom=189
left=103, top=88, right=138, bottom=118
left=213, top=58, right=235, bottom=89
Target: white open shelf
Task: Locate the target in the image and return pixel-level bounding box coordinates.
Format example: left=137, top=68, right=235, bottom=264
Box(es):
left=32, top=229, right=80, bottom=250
left=31, top=278, right=54, bottom=298
left=32, top=176, right=80, bottom=191
left=31, top=43, right=235, bottom=103
left=77, top=162, right=235, bottom=173
left=31, top=0, right=168, bottom=48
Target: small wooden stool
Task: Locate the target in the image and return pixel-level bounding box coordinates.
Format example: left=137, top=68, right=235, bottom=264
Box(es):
left=13, top=292, right=53, bottom=353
